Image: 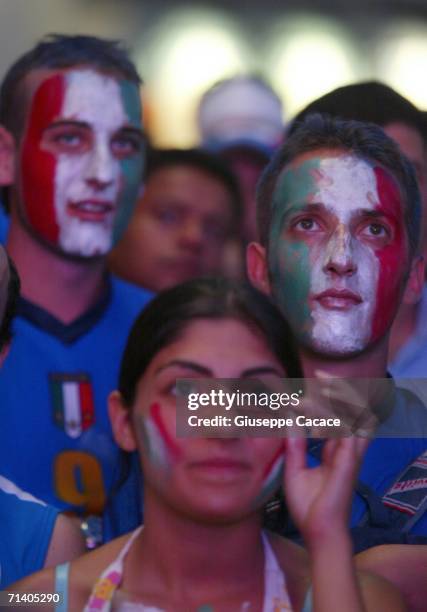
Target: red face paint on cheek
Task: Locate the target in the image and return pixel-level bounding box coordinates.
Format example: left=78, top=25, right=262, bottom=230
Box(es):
left=371, top=167, right=408, bottom=342
left=149, top=402, right=181, bottom=461
left=20, top=74, right=65, bottom=243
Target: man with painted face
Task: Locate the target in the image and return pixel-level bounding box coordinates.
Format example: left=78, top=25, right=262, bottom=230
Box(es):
left=287, top=82, right=427, bottom=380
left=248, top=114, right=427, bottom=547
left=0, top=35, right=151, bottom=541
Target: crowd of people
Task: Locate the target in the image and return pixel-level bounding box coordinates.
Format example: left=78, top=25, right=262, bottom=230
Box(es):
left=0, top=32, right=426, bottom=611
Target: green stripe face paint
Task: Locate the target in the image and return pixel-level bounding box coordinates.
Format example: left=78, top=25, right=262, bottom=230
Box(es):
left=268, top=157, right=320, bottom=344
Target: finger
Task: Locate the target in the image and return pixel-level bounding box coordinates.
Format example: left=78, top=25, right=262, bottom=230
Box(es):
left=284, top=437, right=307, bottom=480
left=322, top=438, right=340, bottom=465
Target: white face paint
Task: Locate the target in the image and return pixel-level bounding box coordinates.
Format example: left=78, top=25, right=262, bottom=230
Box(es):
left=308, top=155, right=380, bottom=353
left=53, top=70, right=132, bottom=257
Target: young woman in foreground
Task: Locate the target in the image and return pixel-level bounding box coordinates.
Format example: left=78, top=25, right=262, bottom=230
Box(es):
left=13, top=279, right=405, bottom=611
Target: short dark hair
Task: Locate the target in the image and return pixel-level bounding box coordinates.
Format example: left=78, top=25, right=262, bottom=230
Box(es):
left=146, top=147, right=243, bottom=231
left=0, top=34, right=142, bottom=213
left=287, top=81, right=427, bottom=145
left=257, top=113, right=421, bottom=259
left=0, top=33, right=141, bottom=141
left=118, top=277, right=302, bottom=408
left=0, top=255, right=20, bottom=351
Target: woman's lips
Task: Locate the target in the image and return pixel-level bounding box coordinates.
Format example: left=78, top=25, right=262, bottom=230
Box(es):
left=188, top=458, right=251, bottom=480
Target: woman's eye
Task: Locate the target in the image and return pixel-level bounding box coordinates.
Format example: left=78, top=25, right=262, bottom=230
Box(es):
left=169, top=380, right=196, bottom=397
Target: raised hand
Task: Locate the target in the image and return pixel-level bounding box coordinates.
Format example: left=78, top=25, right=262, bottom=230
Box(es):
left=283, top=436, right=368, bottom=546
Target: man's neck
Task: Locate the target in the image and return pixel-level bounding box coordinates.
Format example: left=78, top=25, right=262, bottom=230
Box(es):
left=300, top=338, right=389, bottom=379
left=388, top=301, right=419, bottom=363
left=7, top=216, right=107, bottom=324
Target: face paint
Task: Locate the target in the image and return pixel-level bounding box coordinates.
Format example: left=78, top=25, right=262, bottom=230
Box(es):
left=20, top=69, right=144, bottom=258
left=137, top=402, right=180, bottom=471
left=269, top=153, right=408, bottom=355
left=252, top=444, right=284, bottom=508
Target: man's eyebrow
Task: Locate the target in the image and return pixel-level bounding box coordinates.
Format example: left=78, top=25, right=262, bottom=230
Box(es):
left=354, top=209, right=398, bottom=222
left=119, top=126, right=145, bottom=140
left=155, top=360, right=212, bottom=376
left=280, top=202, right=326, bottom=221
left=43, top=120, right=90, bottom=131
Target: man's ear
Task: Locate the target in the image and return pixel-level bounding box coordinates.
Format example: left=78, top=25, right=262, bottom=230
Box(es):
left=108, top=390, right=137, bottom=452
left=0, top=126, right=15, bottom=185
left=402, top=255, right=425, bottom=305
left=247, top=241, right=271, bottom=295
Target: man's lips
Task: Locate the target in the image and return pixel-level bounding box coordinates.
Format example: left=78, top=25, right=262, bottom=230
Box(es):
left=67, top=200, right=114, bottom=221
left=314, top=289, right=362, bottom=310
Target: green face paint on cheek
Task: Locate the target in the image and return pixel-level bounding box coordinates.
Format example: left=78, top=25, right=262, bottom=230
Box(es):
left=112, top=80, right=145, bottom=245
left=268, top=158, right=323, bottom=341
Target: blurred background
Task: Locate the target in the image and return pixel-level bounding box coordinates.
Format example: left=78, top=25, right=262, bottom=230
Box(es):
left=1, top=0, right=427, bottom=146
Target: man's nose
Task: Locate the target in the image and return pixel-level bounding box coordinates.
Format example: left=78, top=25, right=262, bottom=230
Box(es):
left=179, top=221, right=204, bottom=251
left=323, top=225, right=357, bottom=276
left=84, top=140, right=115, bottom=188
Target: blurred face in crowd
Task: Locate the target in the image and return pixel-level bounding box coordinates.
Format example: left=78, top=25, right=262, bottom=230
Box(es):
left=384, top=121, right=427, bottom=264
left=13, top=67, right=144, bottom=258
left=249, top=149, right=414, bottom=357
left=222, top=147, right=269, bottom=244
left=109, top=164, right=234, bottom=291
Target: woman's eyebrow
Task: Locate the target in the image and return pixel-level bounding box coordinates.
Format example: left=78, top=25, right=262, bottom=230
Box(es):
left=154, top=360, right=212, bottom=376
left=241, top=366, right=284, bottom=377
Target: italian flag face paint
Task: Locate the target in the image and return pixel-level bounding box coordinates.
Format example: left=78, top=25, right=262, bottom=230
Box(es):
left=252, top=444, right=284, bottom=509
left=268, top=152, right=408, bottom=356
left=20, top=69, right=143, bottom=257
left=138, top=403, right=181, bottom=472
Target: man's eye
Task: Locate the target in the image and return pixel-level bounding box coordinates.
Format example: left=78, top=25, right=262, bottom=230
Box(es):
left=294, top=218, right=319, bottom=231
left=157, top=209, right=180, bottom=225
left=53, top=132, right=82, bottom=147
left=112, top=136, right=142, bottom=156
left=364, top=223, right=388, bottom=237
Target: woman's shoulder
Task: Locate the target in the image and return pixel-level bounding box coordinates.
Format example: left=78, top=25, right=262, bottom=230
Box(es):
left=9, top=530, right=138, bottom=611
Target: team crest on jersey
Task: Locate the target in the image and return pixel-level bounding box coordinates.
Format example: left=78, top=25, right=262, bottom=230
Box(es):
left=382, top=450, right=427, bottom=516
left=49, top=373, right=95, bottom=438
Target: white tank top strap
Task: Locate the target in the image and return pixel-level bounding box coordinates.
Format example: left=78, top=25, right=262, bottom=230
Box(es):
left=83, top=527, right=143, bottom=612
left=261, top=531, right=294, bottom=611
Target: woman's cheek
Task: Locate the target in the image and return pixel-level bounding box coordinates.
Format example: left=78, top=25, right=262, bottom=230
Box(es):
left=251, top=443, right=285, bottom=509
left=136, top=402, right=181, bottom=472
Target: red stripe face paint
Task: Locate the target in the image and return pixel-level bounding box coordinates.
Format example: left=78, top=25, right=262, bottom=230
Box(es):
left=371, top=167, right=408, bottom=343
left=18, top=69, right=143, bottom=257
left=141, top=402, right=181, bottom=470
left=21, top=73, right=64, bottom=244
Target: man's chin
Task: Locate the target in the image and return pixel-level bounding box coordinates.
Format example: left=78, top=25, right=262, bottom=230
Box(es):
left=302, top=335, right=369, bottom=360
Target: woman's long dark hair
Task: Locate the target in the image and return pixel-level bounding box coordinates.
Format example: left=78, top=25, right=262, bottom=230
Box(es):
left=118, top=276, right=303, bottom=408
